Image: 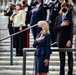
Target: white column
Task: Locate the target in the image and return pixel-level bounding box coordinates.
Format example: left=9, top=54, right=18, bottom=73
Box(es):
left=0, top=0, right=1, bottom=13
left=0, top=0, right=1, bottom=7
left=1, top=0, right=6, bottom=11
left=6, top=0, right=10, bottom=9
left=6, top=0, right=9, bottom=6
left=28, top=0, right=32, bottom=5
left=11, top=0, right=14, bottom=3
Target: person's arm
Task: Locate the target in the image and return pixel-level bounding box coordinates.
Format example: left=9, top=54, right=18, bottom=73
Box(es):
left=66, top=22, right=73, bottom=47
left=20, top=10, right=26, bottom=26
left=54, top=16, right=62, bottom=31
left=45, top=33, right=51, bottom=59
left=68, top=15, right=73, bottom=41
left=26, top=6, right=32, bottom=25
left=10, top=13, right=14, bottom=21
left=30, top=0, right=38, bottom=7
left=42, top=7, right=47, bottom=20
left=33, top=33, right=40, bottom=48
left=36, top=5, right=47, bottom=20
left=33, top=39, right=38, bottom=48
left=66, top=14, right=73, bottom=47
left=4, top=11, right=9, bottom=16
left=10, top=11, right=16, bottom=21
left=54, top=15, right=70, bottom=31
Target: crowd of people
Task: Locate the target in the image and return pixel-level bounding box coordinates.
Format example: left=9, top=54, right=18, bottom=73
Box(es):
left=4, top=0, right=76, bottom=75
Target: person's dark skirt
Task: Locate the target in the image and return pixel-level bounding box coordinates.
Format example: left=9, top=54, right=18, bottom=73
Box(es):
left=35, top=55, right=49, bottom=73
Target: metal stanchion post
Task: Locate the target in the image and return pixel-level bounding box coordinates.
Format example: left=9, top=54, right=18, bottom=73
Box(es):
left=74, top=35, right=76, bottom=61
left=35, top=56, right=37, bottom=75
left=10, top=36, right=13, bottom=65
left=23, top=51, right=26, bottom=75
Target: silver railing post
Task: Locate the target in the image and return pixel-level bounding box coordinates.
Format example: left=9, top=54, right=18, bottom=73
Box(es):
left=10, top=36, right=13, bottom=65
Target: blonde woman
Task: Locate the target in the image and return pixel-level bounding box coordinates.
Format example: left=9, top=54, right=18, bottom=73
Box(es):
left=33, top=21, right=52, bottom=75
left=10, top=2, right=26, bottom=56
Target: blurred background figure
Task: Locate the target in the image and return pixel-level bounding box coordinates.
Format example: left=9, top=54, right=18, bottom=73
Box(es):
left=10, top=2, right=26, bottom=56
left=55, top=2, right=73, bottom=75
left=30, top=0, right=38, bottom=9
left=22, top=0, right=31, bottom=48
left=30, top=0, right=47, bottom=40
left=4, top=2, right=15, bottom=35
left=72, top=0, right=76, bottom=35
left=44, top=0, right=61, bottom=47
left=59, top=0, right=74, bottom=15
left=72, top=0, right=76, bottom=5
left=4, top=2, right=15, bottom=48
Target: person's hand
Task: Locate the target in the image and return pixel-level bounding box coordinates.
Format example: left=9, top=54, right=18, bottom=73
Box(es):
left=33, top=0, right=37, bottom=3
left=61, top=20, right=70, bottom=26
left=36, top=34, right=44, bottom=42
left=43, top=59, right=49, bottom=66
left=59, top=9, right=62, bottom=14
left=32, top=8, right=38, bottom=13
left=66, top=40, right=71, bottom=47
left=12, top=12, right=18, bottom=17
left=19, top=26, right=22, bottom=31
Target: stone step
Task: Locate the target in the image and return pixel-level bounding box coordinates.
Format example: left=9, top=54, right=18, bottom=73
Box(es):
left=0, top=70, right=76, bottom=75
left=0, top=53, right=76, bottom=61
left=0, top=60, right=59, bottom=65
left=0, top=70, right=61, bottom=75
left=0, top=39, right=10, bottom=43
left=0, top=42, right=10, bottom=46
left=0, top=37, right=75, bottom=47
left=1, top=38, right=75, bottom=43
left=0, top=65, right=76, bottom=72
left=0, top=44, right=75, bottom=48
left=0, top=40, right=33, bottom=45
left=0, top=51, right=58, bottom=55
left=0, top=59, right=76, bottom=66
left=0, top=42, right=75, bottom=49
left=0, top=48, right=15, bottom=52
left=0, top=48, right=60, bottom=56
left=0, top=70, right=50, bottom=75
left=0, top=70, right=22, bottom=75
left=0, top=52, right=16, bottom=56
left=0, top=57, right=59, bottom=62
left=0, top=41, right=75, bottom=49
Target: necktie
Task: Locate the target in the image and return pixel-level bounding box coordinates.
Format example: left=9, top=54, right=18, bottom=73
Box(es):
left=62, top=15, right=65, bottom=21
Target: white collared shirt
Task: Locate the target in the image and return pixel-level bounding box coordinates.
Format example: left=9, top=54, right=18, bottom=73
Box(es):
left=62, top=12, right=68, bottom=16
left=62, top=12, right=68, bottom=21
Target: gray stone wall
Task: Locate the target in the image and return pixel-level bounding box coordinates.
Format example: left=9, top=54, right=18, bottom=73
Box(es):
left=0, top=16, right=9, bottom=39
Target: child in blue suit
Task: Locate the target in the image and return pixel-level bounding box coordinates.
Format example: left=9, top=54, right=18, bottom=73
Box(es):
left=33, top=21, right=52, bottom=75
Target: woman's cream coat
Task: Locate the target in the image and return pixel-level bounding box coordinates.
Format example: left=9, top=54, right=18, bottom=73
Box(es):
left=10, top=10, right=26, bottom=27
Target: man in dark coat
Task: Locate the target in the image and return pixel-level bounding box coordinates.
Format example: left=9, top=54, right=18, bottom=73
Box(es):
left=55, top=3, right=73, bottom=75
left=44, top=0, right=61, bottom=46
left=30, top=0, right=47, bottom=40
left=4, top=3, right=15, bottom=48
left=4, top=3, right=15, bottom=35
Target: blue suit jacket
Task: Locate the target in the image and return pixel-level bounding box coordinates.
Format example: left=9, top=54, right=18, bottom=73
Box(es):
left=33, top=33, right=51, bottom=59
left=30, top=3, right=47, bottom=26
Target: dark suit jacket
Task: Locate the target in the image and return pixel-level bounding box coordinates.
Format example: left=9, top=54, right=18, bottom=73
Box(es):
left=24, top=4, right=31, bottom=25
left=30, top=3, right=47, bottom=26
left=4, top=9, right=13, bottom=28
left=33, top=33, right=51, bottom=59
left=55, top=13, right=73, bottom=46
left=48, top=0, right=61, bottom=25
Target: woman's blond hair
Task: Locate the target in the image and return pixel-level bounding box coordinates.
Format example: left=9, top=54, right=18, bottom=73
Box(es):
left=37, top=21, right=50, bottom=34
left=16, top=4, right=23, bottom=10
